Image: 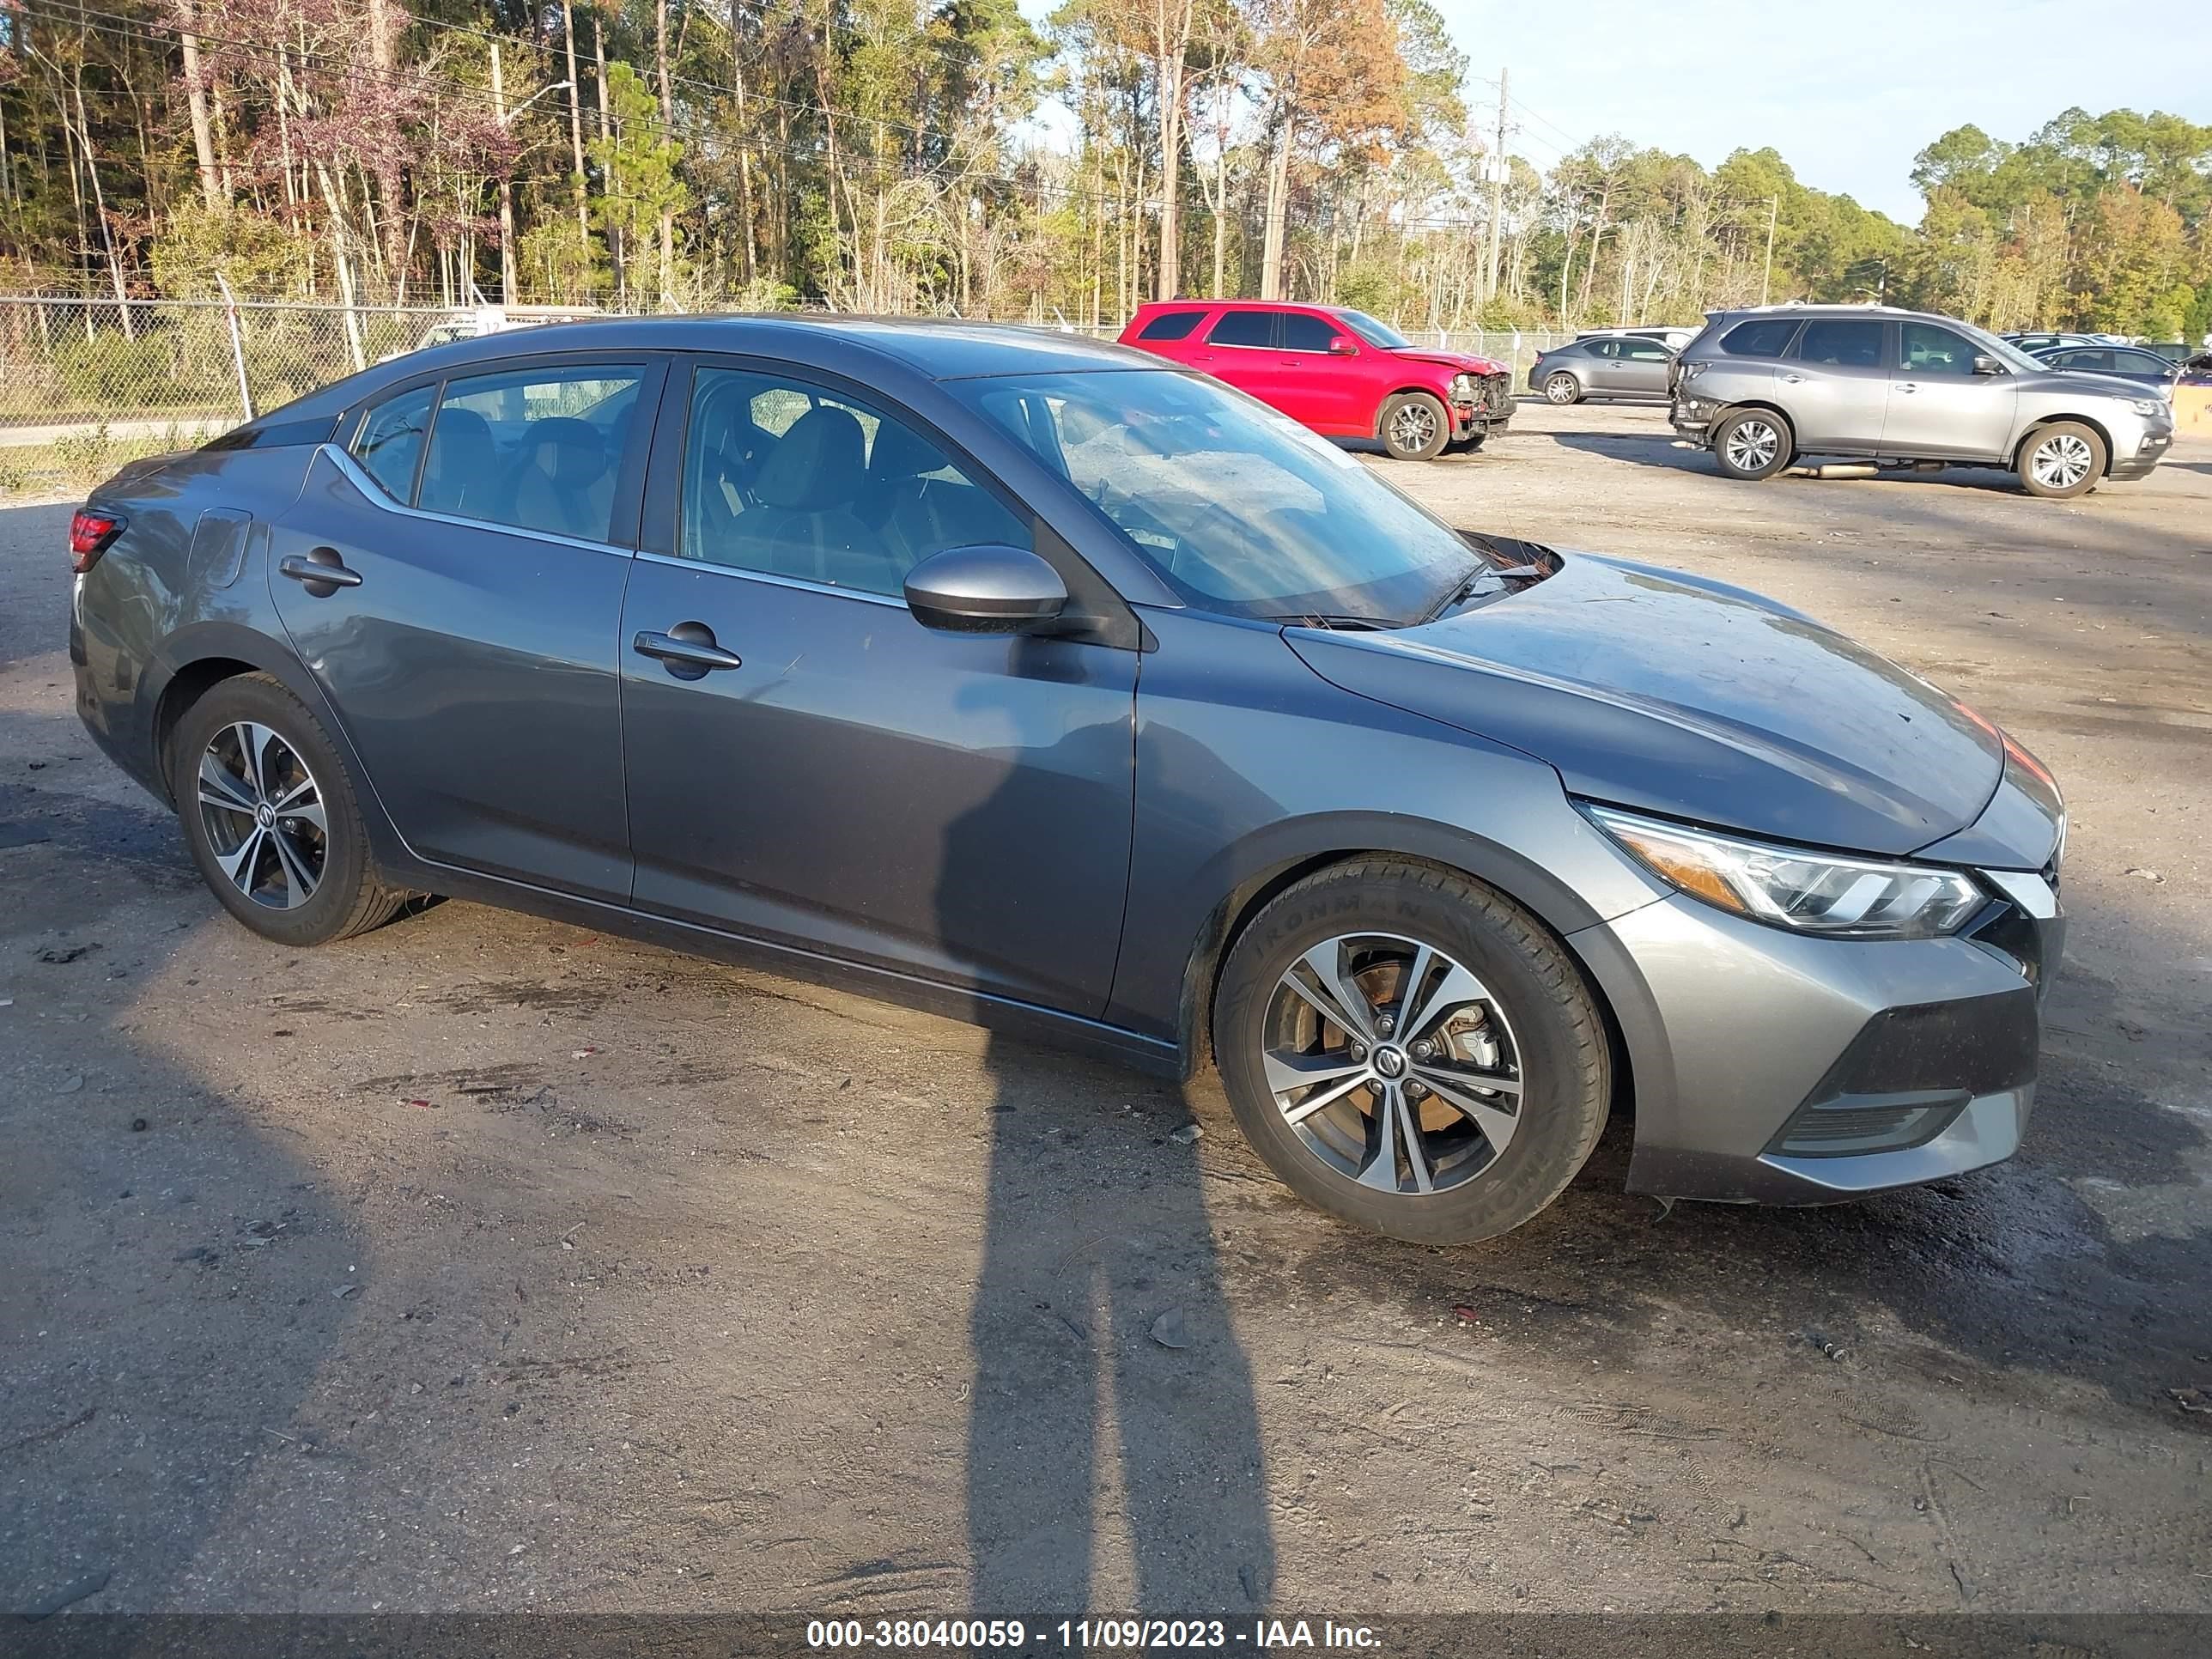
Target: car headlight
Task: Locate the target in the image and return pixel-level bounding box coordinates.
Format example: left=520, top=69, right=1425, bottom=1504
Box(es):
left=2128, top=397, right=2166, bottom=417
left=1583, top=805, right=1985, bottom=939
left=1449, top=373, right=1475, bottom=402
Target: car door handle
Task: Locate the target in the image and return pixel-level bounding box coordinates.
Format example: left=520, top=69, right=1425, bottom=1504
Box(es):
left=1897, top=382, right=1918, bottom=393
left=633, top=623, right=743, bottom=678
left=278, top=550, right=362, bottom=592
left=1779, top=373, right=1806, bottom=383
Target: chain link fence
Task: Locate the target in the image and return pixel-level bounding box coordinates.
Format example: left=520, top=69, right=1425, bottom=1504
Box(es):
left=0, top=295, right=1583, bottom=491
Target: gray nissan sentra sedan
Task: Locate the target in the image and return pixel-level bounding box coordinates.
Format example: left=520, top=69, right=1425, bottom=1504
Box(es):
left=67, top=318, right=2065, bottom=1243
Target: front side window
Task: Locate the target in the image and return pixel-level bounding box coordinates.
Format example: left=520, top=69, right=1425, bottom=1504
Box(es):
left=418, top=363, right=644, bottom=541
left=1280, top=313, right=1340, bottom=353
left=1900, top=323, right=1978, bottom=376
left=349, top=384, right=434, bottom=502
left=679, top=367, right=1028, bottom=598
left=950, top=369, right=1481, bottom=626
left=1794, top=319, right=1887, bottom=369
left=1720, top=319, right=1801, bottom=357
left=1137, top=310, right=1209, bottom=343
left=1206, top=310, right=1276, bottom=349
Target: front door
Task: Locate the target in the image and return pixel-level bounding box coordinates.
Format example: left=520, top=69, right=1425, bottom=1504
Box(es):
left=1882, top=322, right=2021, bottom=460
left=268, top=357, right=659, bottom=902
left=618, top=362, right=1138, bottom=1016
left=1276, top=310, right=1372, bottom=433
left=1613, top=337, right=1675, bottom=398
left=1782, top=317, right=1892, bottom=450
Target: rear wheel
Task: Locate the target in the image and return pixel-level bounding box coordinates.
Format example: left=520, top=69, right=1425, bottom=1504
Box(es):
left=1711, top=408, right=1793, bottom=480
left=1543, top=372, right=1583, bottom=405
left=170, top=673, right=413, bottom=946
left=2017, top=421, right=2105, bottom=499
left=1380, top=392, right=1450, bottom=461
left=1213, top=860, right=1611, bottom=1244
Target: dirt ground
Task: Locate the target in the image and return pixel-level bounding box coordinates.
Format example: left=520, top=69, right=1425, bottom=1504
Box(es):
left=2, top=404, right=2209, bottom=1624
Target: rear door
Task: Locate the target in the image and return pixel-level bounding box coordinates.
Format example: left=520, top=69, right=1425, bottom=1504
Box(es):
left=1190, top=308, right=1281, bottom=404
left=1783, top=317, right=1892, bottom=450
left=617, top=358, right=1139, bottom=1014
left=1882, top=320, right=2017, bottom=460
left=1125, top=306, right=1216, bottom=368
left=267, top=354, right=661, bottom=902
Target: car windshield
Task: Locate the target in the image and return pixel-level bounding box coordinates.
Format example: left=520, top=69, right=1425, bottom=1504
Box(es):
left=949, top=369, right=1480, bottom=625
left=1335, top=310, right=1414, bottom=351
left=1950, top=321, right=2048, bottom=374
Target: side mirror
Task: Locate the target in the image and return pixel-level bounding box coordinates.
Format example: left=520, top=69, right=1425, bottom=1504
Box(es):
left=903, top=544, right=1068, bottom=635
left=1972, top=354, right=2006, bottom=376
left=1328, top=334, right=1359, bottom=356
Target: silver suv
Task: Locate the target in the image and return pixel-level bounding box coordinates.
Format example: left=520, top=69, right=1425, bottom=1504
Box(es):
left=1670, top=305, right=2176, bottom=499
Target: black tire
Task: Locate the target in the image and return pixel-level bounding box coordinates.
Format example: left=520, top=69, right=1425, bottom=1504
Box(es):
left=169, top=672, right=412, bottom=946
left=1379, top=392, right=1450, bottom=461
left=1542, top=372, right=1582, bottom=406
left=1711, top=407, right=1793, bottom=480
left=1212, top=859, right=1612, bottom=1245
left=2016, top=420, right=2106, bottom=499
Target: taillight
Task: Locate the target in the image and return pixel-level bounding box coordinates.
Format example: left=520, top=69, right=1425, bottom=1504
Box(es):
left=69, top=508, right=125, bottom=574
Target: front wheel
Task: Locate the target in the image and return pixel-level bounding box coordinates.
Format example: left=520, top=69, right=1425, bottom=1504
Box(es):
left=1711, top=408, right=1793, bottom=480
left=2017, top=421, right=2105, bottom=498
left=1213, top=860, right=1612, bottom=1244
left=1380, top=392, right=1450, bottom=461
left=1543, top=372, right=1582, bottom=405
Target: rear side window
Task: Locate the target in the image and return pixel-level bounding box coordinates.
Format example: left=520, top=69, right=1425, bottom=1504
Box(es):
left=1718, top=319, right=1801, bottom=357
left=1207, top=310, right=1276, bottom=349
left=1137, top=310, right=1209, bottom=342
left=350, top=385, right=434, bottom=501
left=419, top=364, right=645, bottom=542
left=1795, top=319, right=1887, bottom=369
left=1280, top=313, right=1339, bottom=353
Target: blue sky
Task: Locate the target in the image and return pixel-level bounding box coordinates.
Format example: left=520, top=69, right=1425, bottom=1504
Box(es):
left=1020, top=0, right=2212, bottom=225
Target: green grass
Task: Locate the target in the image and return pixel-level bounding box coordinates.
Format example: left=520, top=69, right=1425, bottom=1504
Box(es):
left=0, top=424, right=210, bottom=498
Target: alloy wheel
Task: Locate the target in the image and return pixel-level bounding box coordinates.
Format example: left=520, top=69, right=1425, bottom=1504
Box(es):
left=1724, top=418, right=1781, bottom=472
left=196, top=721, right=328, bottom=910
left=1262, top=932, right=1524, bottom=1196
left=2031, top=432, right=2094, bottom=491
left=1389, top=401, right=1440, bottom=455
left=1545, top=374, right=1578, bottom=404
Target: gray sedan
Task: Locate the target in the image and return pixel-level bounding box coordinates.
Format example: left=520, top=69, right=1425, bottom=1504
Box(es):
left=1528, top=336, right=1678, bottom=404
left=2030, top=343, right=2181, bottom=393
left=68, top=318, right=2063, bottom=1243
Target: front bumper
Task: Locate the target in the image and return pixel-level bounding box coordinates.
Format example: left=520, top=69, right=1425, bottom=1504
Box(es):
left=2108, top=418, right=2174, bottom=479
left=1569, top=872, right=2062, bottom=1206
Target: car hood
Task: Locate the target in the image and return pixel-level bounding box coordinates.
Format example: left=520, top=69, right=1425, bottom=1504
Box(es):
left=2021, top=368, right=2162, bottom=399
left=1389, top=348, right=1509, bottom=376
left=1286, top=553, right=2008, bottom=859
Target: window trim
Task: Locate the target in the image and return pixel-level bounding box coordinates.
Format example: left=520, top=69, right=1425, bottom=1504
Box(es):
left=1202, top=309, right=1280, bottom=351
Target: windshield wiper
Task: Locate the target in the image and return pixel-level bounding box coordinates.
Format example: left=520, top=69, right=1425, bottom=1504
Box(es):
left=1270, top=612, right=1388, bottom=631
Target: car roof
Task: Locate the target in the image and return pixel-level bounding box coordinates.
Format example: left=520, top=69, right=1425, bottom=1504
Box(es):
left=257, top=314, right=1157, bottom=428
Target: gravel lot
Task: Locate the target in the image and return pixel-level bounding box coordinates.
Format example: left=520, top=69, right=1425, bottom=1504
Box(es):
left=3, top=403, right=2209, bottom=1622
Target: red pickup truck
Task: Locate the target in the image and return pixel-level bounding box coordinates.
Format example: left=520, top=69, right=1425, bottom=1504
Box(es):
left=1116, top=300, right=1513, bottom=461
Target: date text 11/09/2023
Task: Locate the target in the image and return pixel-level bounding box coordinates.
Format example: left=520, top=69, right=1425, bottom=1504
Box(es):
left=806, top=1619, right=1382, bottom=1650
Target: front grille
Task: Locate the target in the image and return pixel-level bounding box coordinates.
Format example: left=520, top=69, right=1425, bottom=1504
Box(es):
left=1485, top=371, right=1510, bottom=410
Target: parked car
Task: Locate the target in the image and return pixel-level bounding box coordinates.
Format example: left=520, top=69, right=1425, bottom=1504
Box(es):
left=2001, top=331, right=2106, bottom=355
left=1529, top=335, right=1678, bottom=404
left=2031, top=343, right=2184, bottom=393
left=1118, top=301, right=1511, bottom=460
left=2134, top=342, right=2190, bottom=365
left=1577, top=325, right=1699, bottom=352
left=376, top=304, right=603, bottom=363
left=1672, top=305, right=2175, bottom=498
left=70, top=318, right=2063, bottom=1244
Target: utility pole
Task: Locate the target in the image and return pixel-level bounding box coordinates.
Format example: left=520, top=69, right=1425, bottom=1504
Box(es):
left=492, top=43, right=516, bottom=304
left=1760, top=194, right=1778, bottom=306
left=1482, top=68, right=1507, bottom=306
